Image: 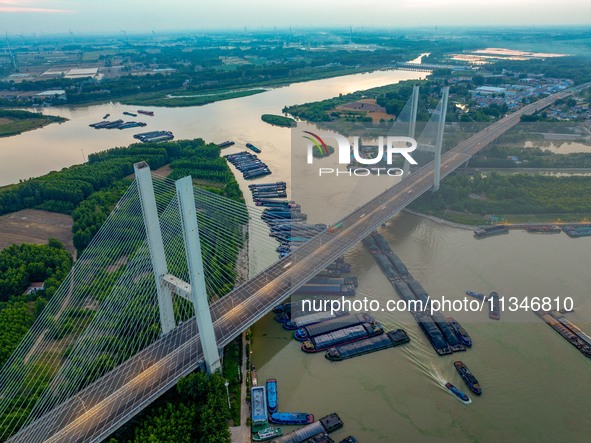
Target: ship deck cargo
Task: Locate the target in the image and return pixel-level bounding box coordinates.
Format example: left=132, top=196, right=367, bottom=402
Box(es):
left=393, top=281, right=417, bottom=303
left=295, top=313, right=374, bottom=341
left=385, top=252, right=409, bottom=276
left=251, top=385, right=268, bottom=429
left=362, top=236, right=380, bottom=254
left=537, top=311, right=591, bottom=358
left=325, top=329, right=410, bottom=361
left=374, top=254, right=398, bottom=280
left=415, top=313, right=453, bottom=355
left=432, top=312, right=466, bottom=352
left=301, top=322, right=383, bottom=353
left=406, top=279, right=430, bottom=307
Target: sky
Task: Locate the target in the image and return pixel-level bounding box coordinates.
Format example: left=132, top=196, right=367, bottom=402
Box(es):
left=0, top=0, right=590, bottom=35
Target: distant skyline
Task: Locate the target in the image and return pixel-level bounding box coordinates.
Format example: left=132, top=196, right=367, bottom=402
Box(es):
left=0, top=0, right=590, bottom=35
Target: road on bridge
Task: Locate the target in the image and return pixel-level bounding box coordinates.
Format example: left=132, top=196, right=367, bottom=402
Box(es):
left=8, top=85, right=585, bottom=443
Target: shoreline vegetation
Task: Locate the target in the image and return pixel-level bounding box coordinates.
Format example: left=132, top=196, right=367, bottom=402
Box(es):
left=0, top=109, right=66, bottom=137
left=409, top=173, right=591, bottom=225
left=261, top=113, right=296, bottom=127
left=0, top=138, right=244, bottom=441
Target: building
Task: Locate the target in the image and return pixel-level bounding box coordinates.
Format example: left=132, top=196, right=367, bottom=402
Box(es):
left=24, top=282, right=45, bottom=294
left=35, top=90, right=67, bottom=101
left=473, top=86, right=507, bottom=96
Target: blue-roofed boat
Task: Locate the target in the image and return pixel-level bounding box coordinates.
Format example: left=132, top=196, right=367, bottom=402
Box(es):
left=266, top=379, right=278, bottom=413
left=445, top=382, right=471, bottom=404
left=269, top=412, right=314, bottom=425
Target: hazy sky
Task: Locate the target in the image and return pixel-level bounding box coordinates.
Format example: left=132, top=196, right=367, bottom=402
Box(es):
left=0, top=0, right=590, bottom=35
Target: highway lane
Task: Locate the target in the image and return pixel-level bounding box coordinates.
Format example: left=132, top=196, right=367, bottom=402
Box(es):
left=7, top=85, right=584, bottom=443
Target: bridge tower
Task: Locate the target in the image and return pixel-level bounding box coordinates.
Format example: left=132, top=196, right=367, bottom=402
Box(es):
left=134, top=162, right=221, bottom=373
left=402, top=84, right=420, bottom=177
left=433, top=86, right=449, bottom=192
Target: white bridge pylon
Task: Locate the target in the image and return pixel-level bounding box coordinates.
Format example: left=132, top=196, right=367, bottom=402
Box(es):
left=134, top=162, right=221, bottom=373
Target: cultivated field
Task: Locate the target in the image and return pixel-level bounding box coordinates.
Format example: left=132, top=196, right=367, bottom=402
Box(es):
left=0, top=209, right=74, bottom=255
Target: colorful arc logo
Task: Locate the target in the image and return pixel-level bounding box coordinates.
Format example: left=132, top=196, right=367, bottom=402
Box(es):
left=302, top=131, right=329, bottom=156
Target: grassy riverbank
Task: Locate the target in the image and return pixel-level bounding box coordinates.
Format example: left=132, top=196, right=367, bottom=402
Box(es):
left=410, top=172, right=591, bottom=225
left=0, top=110, right=66, bottom=137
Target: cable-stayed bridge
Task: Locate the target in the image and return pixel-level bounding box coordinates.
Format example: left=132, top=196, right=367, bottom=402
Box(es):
left=0, top=86, right=578, bottom=443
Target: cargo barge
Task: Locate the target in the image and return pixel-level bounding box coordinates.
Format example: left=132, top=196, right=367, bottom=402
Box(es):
left=406, top=279, right=430, bottom=308
left=454, top=361, right=482, bottom=395
left=272, top=413, right=342, bottom=443
left=249, top=181, right=286, bottom=190
left=301, top=322, right=384, bottom=353
left=266, top=379, right=278, bottom=413
left=217, top=140, right=235, bottom=148
left=307, top=276, right=358, bottom=287
left=251, top=385, right=269, bottom=431
left=474, top=225, right=509, bottom=238
left=393, top=281, right=417, bottom=304
left=488, top=292, right=500, bottom=320
left=415, top=313, right=453, bottom=356
left=269, top=412, right=314, bottom=425
left=432, top=312, right=466, bottom=352
left=123, top=111, right=137, bottom=117
left=536, top=311, right=591, bottom=358
left=447, top=317, right=472, bottom=347
left=294, top=313, right=374, bottom=341
left=133, top=130, right=174, bottom=143
left=137, top=109, right=154, bottom=116
left=283, top=310, right=345, bottom=331
left=224, top=151, right=272, bottom=180
left=525, top=224, right=561, bottom=233
left=562, top=225, right=591, bottom=238
left=295, top=283, right=355, bottom=296
left=325, top=329, right=410, bottom=361
left=246, top=142, right=262, bottom=153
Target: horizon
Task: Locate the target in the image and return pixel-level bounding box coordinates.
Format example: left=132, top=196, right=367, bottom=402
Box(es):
left=1, top=0, right=590, bottom=35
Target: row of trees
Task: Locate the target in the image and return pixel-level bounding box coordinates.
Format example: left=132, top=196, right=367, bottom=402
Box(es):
left=0, top=240, right=72, bottom=301
left=109, top=371, right=231, bottom=443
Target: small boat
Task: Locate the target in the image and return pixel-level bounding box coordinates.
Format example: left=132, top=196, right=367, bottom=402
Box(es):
left=252, top=426, right=283, bottom=441
left=246, top=142, right=262, bottom=153
left=269, top=412, right=314, bottom=425
left=447, top=317, right=472, bottom=347
left=103, top=113, right=110, bottom=119
left=444, top=382, right=471, bottom=404
left=137, top=109, right=154, bottom=116
left=454, top=361, right=482, bottom=395
left=123, top=111, right=137, bottom=117
left=466, top=290, right=485, bottom=301
left=266, top=379, right=278, bottom=413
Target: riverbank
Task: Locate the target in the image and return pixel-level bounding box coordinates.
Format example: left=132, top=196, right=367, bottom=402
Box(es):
left=405, top=208, right=591, bottom=229
left=0, top=110, right=66, bottom=137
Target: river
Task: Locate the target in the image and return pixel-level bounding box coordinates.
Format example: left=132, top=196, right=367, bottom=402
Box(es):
left=1, top=69, right=590, bottom=443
